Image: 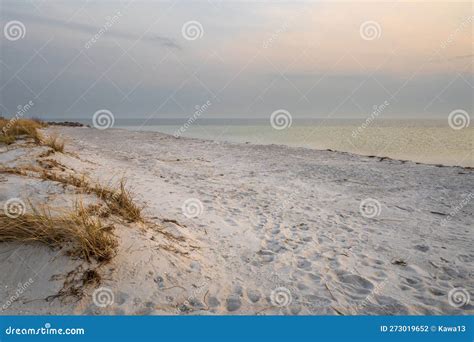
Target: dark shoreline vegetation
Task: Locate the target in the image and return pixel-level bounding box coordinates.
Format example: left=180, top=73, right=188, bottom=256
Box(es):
left=47, top=121, right=88, bottom=127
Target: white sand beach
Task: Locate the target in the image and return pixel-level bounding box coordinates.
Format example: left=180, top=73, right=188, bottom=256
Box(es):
left=0, top=127, right=473, bottom=315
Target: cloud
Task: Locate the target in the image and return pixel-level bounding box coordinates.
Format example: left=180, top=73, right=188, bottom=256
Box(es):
left=2, top=9, right=181, bottom=50
left=0, top=1, right=471, bottom=119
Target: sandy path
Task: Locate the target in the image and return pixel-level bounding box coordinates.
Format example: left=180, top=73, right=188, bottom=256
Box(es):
left=45, top=127, right=472, bottom=315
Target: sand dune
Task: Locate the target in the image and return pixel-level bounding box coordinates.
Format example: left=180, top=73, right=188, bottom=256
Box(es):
left=0, top=127, right=472, bottom=315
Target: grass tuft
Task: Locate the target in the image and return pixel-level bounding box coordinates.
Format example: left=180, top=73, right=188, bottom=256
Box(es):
left=0, top=201, right=117, bottom=262
left=39, top=171, right=143, bottom=222
left=0, top=118, right=64, bottom=152
left=92, top=178, right=143, bottom=222
left=42, top=132, right=65, bottom=152
left=0, top=118, right=44, bottom=144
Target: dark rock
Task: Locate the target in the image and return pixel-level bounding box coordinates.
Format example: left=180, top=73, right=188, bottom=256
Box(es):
left=48, top=121, right=87, bottom=127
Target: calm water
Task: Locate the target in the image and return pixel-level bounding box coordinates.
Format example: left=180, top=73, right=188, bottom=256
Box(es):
left=117, top=120, right=473, bottom=167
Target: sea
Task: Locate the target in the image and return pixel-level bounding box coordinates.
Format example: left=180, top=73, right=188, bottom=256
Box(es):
left=76, top=118, right=473, bottom=167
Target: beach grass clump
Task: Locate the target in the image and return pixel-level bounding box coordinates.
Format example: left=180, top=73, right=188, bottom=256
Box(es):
left=0, top=118, right=45, bottom=144
left=0, top=134, right=16, bottom=144
left=1, top=163, right=142, bottom=223
left=40, top=170, right=89, bottom=188
left=39, top=171, right=143, bottom=222
left=42, top=132, right=65, bottom=152
left=0, top=118, right=65, bottom=152
left=91, top=178, right=143, bottom=223
left=0, top=201, right=117, bottom=262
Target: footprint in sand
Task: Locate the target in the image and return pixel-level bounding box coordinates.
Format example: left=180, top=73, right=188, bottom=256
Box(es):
left=225, top=218, right=238, bottom=226
left=413, top=244, right=430, bottom=252
left=246, top=289, right=261, bottom=303
left=336, top=272, right=374, bottom=300
left=264, top=240, right=285, bottom=253
left=256, top=250, right=275, bottom=263
left=401, top=276, right=424, bottom=290
left=296, top=258, right=312, bottom=270
left=226, top=295, right=242, bottom=312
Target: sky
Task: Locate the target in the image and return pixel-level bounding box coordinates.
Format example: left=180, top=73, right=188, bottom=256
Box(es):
left=0, top=0, right=472, bottom=121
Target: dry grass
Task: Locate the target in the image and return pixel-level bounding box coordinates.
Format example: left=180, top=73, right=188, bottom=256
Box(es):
left=3, top=166, right=143, bottom=222
left=0, top=118, right=44, bottom=144
left=0, top=118, right=65, bottom=152
left=0, top=165, right=42, bottom=176
left=0, top=201, right=117, bottom=262
left=40, top=170, right=89, bottom=189
left=0, top=134, right=16, bottom=144
left=39, top=171, right=143, bottom=222
left=42, top=132, right=65, bottom=152
left=92, top=178, right=143, bottom=222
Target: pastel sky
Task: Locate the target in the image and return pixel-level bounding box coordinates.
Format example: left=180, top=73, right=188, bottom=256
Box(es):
left=0, top=0, right=472, bottom=120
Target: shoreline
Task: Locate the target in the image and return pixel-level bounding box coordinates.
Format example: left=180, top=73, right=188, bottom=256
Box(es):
left=1, top=126, right=472, bottom=315
left=110, top=126, right=473, bottom=170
